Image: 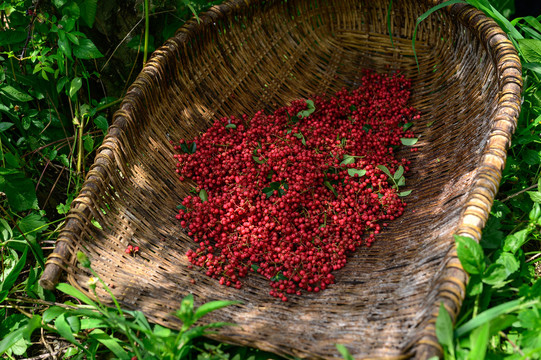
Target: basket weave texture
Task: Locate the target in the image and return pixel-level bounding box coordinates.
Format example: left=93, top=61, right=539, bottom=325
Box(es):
left=40, top=0, right=522, bottom=358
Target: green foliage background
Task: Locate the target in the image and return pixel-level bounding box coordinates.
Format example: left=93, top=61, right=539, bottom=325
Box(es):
left=0, top=0, right=540, bottom=359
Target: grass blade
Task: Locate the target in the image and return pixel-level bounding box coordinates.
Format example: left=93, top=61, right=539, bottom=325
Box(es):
left=413, top=0, right=466, bottom=71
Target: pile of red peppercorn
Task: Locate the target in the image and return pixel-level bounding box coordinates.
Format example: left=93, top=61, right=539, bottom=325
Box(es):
left=174, top=71, right=419, bottom=301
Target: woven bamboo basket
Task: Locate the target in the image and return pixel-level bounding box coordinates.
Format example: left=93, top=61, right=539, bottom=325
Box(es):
left=40, top=0, right=522, bottom=358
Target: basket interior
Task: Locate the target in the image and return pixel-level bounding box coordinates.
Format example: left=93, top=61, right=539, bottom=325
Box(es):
left=43, top=0, right=520, bottom=358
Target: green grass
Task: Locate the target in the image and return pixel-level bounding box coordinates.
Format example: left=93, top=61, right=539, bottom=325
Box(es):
left=1, top=0, right=541, bottom=359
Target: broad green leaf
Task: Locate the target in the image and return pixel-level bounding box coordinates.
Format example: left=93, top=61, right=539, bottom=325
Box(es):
left=80, top=318, right=106, bottom=330
left=0, top=324, right=26, bottom=356
left=22, top=315, right=41, bottom=341
left=495, top=252, right=520, bottom=277
left=518, top=39, right=541, bottom=63
left=83, top=134, right=94, bottom=152
left=79, top=0, right=98, bottom=28
left=54, top=314, right=80, bottom=347
left=0, top=85, right=33, bottom=102
left=482, top=263, right=508, bottom=286
left=335, top=344, right=354, bottom=360
left=56, top=76, right=69, bottom=93
left=62, top=2, right=80, bottom=19
left=194, top=300, right=240, bottom=322
left=347, top=169, right=366, bottom=177
left=89, top=329, right=130, bottom=360
left=436, top=303, right=454, bottom=353
left=153, top=324, right=172, bottom=337
left=0, top=122, right=14, bottom=133
left=400, top=137, right=418, bottom=146
left=69, top=77, right=82, bottom=99
left=199, top=189, right=208, bottom=202
left=398, top=190, right=412, bottom=197
left=93, top=115, right=108, bottom=133
left=455, top=235, right=485, bottom=275
left=56, top=283, right=97, bottom=307
left=66, top=315, right=81, bottom=333
left=528, top=191, right=541, bottom=203
left=73, top=38, right=103, bottom=59
left=43, top=306, right=68, bottom=323
left=467, top=322, right=489, bottom=360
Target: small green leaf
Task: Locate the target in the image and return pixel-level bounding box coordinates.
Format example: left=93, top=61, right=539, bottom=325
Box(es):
left=251, top=264, right=259, bottom=271
left=83, top=135, right=94, bottom=152
left=0, top=85, right=33, bottom=102
left=335, top=344, right=354, bottom=360
left=252, top=155, right=266, bottom=164
left=394, top=166, right=404, bottom=180
left=297, top=99, right=316, bottom=119
left=400, top=137, right=418, bottom=146
left=56, top=283, right=96, bottom=307
left=176, top=294, right=195, bottom=326
left=324, top=181, right=338, bottom=197
left=69, top=77, right=82, bottom=99
left=93, top=115, right=108, bottom=133
left=435, top=303, right=454, bottom=354
left=376, top=165, right=392, bottom=178
left=341, top=155, right=356, bottom=165
left=398, top=190, right=412, bottom=197
left=43, top=306, right=68, bottom=323
left=403, top=122, right=413, bottom=130
left=347, top=169, right=366, bottom=177
left=225, top=123, right=237, bottom=129
left=293, top=132, right=306, bottom=145
left=199, top=189, right=208, bottom=202
left=455, top=235, right=485, bottom=275
left=73, top=38, right=103, bottom=59
left=503, top=228, right=531, bottom=254
left=0, top=122, right=14, bottom=133
left=194, top=300, right=240, bottom=322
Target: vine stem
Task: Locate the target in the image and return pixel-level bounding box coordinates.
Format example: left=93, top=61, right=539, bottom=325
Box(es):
left=143, top=0, right=150, bottom=65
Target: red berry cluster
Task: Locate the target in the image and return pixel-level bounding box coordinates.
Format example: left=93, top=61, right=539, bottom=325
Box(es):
left=174, top=71, right=419, bottom=301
